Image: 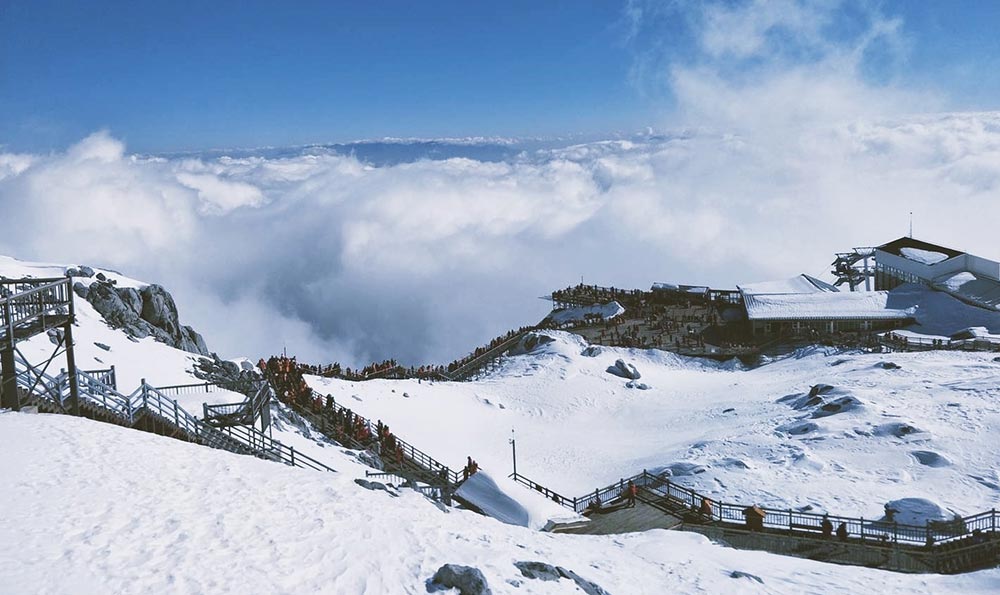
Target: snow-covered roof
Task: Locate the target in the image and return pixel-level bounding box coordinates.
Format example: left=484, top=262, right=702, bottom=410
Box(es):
left=876, top=237, right=964, bottom=262
left=900, top=247, right=949, bottom=265
left=933, top=271, right=1000, bottom=311
left=738, top=274, right=838, bottom=296
left=744, top=291, right=914, bottom=321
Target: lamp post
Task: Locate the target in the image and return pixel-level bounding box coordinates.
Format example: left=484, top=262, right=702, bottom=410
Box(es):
left=509, top=429, right=517, bottom=479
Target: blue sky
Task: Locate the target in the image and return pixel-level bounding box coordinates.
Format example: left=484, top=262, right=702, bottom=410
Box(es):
left=2, top=1, right=1000, bottom=152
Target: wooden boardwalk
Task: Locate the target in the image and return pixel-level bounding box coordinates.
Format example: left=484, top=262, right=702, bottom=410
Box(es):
left=551, top=500, right=683, bottom=535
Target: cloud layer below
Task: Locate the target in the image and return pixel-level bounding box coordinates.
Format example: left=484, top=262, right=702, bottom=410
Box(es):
left=2, top=1, right=999, bottom=366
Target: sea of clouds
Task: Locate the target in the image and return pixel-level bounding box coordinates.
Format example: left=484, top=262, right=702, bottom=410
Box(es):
left=2, top=0, right=1000, bottom=366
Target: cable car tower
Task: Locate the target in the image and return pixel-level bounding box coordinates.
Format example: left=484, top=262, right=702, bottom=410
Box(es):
left=832, top=247, right=876, bottom=291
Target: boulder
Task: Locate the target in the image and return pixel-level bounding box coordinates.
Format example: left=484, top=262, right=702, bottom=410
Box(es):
left=514, top=561, right=561, bottom=581
left=555, top=567, right=610, bottom=595
left=607, top=359, right=641, bottom=380
left=353, top=479, right=388, bottom=492
left=83, top=280, right=211, bottom=356
left=119, top=287, right=143, bottom=317
left=140, top=284, right=181, bottom=337
left=78, top=265, right=95, bottom=277
left=72, top=282, right=89, bottom=299
left=427, top=564, right=491, bottom=595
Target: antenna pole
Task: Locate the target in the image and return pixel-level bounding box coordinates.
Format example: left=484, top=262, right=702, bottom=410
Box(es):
left=909, top=212, right=913, bottom=238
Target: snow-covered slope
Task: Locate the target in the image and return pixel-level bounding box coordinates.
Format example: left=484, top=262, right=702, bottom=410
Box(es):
left=4, top=411, right=998, bottom=595
left=1, top=255, right=233, bottom=411
left=307, top=331, right=1000, bottom=525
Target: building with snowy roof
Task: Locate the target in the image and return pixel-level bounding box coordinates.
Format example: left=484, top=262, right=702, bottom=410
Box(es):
left=737, top=274, right=838, bottom=296
left=875, top=237, right=1000, bottom=311
left=742, top=290, right=913, bottom=337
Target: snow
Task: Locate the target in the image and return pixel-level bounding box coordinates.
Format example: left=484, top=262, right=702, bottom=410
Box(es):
left=7, top=254, right=1000, bottom=588
left=4, top=411, right=998, bottom=594
left=932, top=271, right=1000, bottom=311
left=306, top=329, right=1000, bottom=526
left=1, top=255, right=242, bottom=412
left=739, top=274, right=839, bottom=295
left=900, top=247, right=950, bottom=265
left=547, top=301, right=624, bottom=324
left=454, top=471, right=584, bottom=530
left=890, top=283, right=1000, bottom=337
left=744, top=290, right=912, bottom=320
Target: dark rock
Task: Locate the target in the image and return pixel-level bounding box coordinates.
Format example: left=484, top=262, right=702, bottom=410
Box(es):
left=353, top=479, right=388, bottom=492
left=874, top=422, right=924, bottom=438
left=96, top=272, right=106, bottom=281
left=730, top=570, right=763, bottom=583
left=811, top=395, right=863, bottom=418
left=555, top=567, right=611, bottom=595
left=722, top=408, right=735, bottom=413
left=911, top=450, right=950, bottom=468
left=64, top=267, right=79, bottom=277
left=94, top=342, right=111, bottom=352
left=140, top=284, right=180, bottom=337
left=514, top=561, right=560, bottom=581
left=427, top=564, right=491, bottom=595
left=83, top=280, right=210, bottom=356
left=777, top=421, right=819, bottom=435
left=625, top=380, right=650, bottom=390
left=581, top=345, right=603, bottom=357
left=875, top=361, right=901, bottom=370
left=72, top=282, right=89, bottom=299
left=119, top=287, right=143, bottom=317
left=607, top=359, right=641, bottom=380
left=78, top=266, right=94, bottom=278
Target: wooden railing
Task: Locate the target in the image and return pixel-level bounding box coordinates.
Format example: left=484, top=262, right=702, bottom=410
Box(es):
left=0, top=278, right=72, bottom=346
left=446, top=329, right=533, bottom=380
left=15, top=361, right=335, bottom=475
left=513, top=468, right=1000, bottom=551
left=298, top=388, right=461, bottom=485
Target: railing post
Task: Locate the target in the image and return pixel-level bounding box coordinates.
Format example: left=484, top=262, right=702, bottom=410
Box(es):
left=290, top=446, right=296, bottom=466
left=860, top=517, right=865, bottom=542
left=993, top=509, right=997, bottom=533
left=63, top=285, right=81, bottom=416
left=174, top=399, right=180, bottom=427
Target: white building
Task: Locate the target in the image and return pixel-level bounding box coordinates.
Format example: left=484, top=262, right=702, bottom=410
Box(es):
left=874, top=237, right=1000, bottom=311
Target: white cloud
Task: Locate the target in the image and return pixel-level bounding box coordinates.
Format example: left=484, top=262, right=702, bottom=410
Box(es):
left=0, top=2, right=998, bottom=367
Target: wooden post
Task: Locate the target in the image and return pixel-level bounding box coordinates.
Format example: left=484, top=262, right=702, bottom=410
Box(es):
left=0, top=345, right=17, bottom=411
left=64, top=285, right=81, bottom=416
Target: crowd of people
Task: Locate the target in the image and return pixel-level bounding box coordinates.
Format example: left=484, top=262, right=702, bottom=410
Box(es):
left=260, top=353, right=476, bottom=486
left=294, top=325, right=536, bottom=383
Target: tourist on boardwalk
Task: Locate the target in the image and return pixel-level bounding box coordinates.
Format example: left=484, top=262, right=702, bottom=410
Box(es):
left=836, top=522, right=849, bottom=542
left=626, top=480, right=637, bottom=508
left=588, top=490, right=602, bottom=512
left=699, top=497, right=713, bottom=520
left=742, top=505, right=765, bottom=532
left=821, top=514, right=833, bottom=539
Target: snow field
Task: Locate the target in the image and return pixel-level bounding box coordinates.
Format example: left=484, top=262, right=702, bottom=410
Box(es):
left=4, top=411, right=999, bottom=595
left=306, top=331, right=1000, bottom=526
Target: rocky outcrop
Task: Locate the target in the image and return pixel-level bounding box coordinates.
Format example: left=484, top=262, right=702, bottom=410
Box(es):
left=513, top=561, right=610, bottom=595
left=607, top=359, right=641, bottom=380
left=78, top=278, right=210, bottom=356
left=427, top=565, right=491, bottom=595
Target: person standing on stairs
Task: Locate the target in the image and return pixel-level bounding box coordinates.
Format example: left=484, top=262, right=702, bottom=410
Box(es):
left=626, top=480, right=637, bottom=508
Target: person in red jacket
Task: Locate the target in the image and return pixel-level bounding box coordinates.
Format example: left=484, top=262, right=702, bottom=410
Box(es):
left=626, top=480, right=638, bottom=508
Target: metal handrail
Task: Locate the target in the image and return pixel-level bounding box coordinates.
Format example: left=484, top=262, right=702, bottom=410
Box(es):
left=302, top=389, right=460, bottom=484
left=513, top=467, right=1000, bottom=551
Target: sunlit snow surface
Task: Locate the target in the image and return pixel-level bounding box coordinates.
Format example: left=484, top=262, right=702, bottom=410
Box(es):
left=5, top=412, right=1000, bottom=594
left=308, top=331, right=1000, bottom=523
